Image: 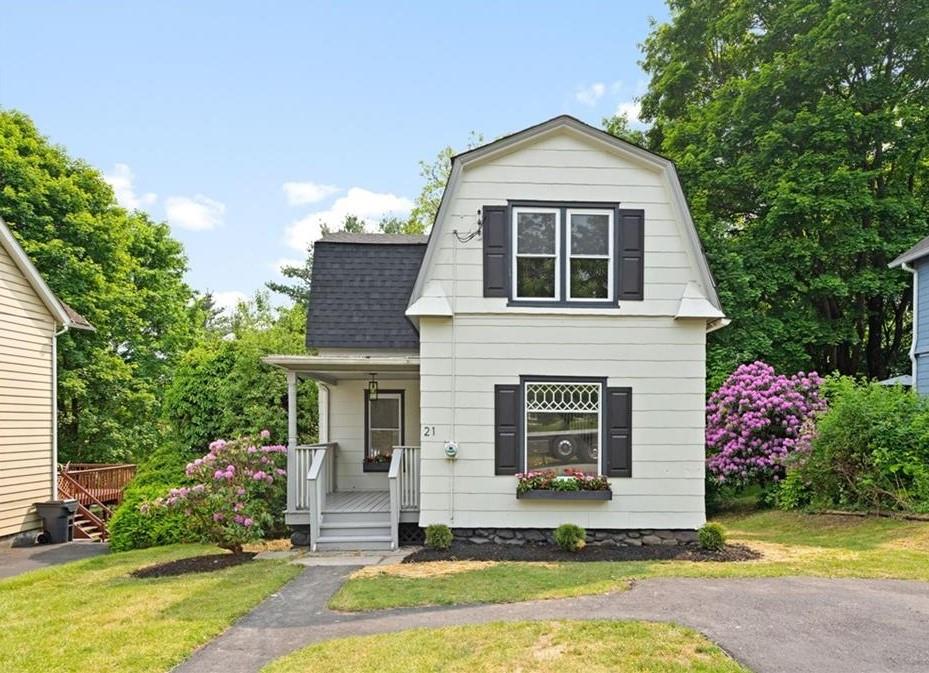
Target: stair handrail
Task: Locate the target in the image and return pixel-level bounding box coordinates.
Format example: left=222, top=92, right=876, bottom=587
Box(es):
left=306, top=444, right=334, bottom=551
left=388, top=448, right=404, bottom=551
left=58, top=470, right=115, bottom=520
left=57, top=472, right=111, bottom=540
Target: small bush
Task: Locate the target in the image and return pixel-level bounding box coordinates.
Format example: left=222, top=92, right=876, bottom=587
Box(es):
left=109, top=486, right=193, bottom=552
left=553, top=523, right=586, bottom=552
left=698, top=522, right=726, bottom=551
left=425, top=524, right=453, bottom=550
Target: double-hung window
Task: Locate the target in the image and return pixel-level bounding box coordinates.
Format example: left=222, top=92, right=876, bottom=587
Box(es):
left=510, top=204, right=615, bottom=304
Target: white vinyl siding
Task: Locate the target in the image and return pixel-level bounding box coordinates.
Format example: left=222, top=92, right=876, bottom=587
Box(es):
left=418, top=128, right=708, bottom=316
left=417, top=315, right=707, bottom=530
left=324, top=379, right=420, bottom=492
left=0, top=245, right=55, bottom=538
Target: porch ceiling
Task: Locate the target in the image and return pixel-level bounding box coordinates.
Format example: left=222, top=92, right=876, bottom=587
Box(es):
left=262, top=354, right=420, bottom=383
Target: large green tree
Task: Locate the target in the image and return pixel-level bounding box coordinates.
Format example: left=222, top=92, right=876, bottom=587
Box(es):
left=0, top=110, right=200, bottom=461
left=639, top=0, right=929, bottom=382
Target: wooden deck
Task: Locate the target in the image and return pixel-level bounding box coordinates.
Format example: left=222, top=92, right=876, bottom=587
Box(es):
left=324, top=490, right=390, bottom=513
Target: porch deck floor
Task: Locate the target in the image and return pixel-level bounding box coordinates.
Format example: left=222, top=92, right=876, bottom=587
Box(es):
left=323, top=490, right=390, bottom=513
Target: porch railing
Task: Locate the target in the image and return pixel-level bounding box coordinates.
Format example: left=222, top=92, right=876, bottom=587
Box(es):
left=288, top=443, right=337, bottom=513
left=388, top=446, right=421, bottom=549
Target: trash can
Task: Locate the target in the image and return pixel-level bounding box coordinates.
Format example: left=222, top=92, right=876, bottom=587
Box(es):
left=33, top=500, right=78, bottom=543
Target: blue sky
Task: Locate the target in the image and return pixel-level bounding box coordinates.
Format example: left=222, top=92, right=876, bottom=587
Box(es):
left=0, top=1, right=668, bottom=311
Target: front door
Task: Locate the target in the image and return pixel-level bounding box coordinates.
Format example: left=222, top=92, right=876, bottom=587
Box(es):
left=363, top=390, right=404, bottom=471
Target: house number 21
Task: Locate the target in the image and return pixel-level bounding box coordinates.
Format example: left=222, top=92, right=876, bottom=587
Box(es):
left=422, top=425, right=436, bottom=438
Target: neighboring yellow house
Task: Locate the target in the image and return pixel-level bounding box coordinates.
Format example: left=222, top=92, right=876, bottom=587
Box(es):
left=0, top=217, right=92, bottom=538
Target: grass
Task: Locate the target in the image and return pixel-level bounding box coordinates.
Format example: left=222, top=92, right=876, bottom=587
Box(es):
left=261, top=620, right=750, bottom=673
left=0, top=544, right=301, bottom=673
left=329, top=509, right=929, bottom=611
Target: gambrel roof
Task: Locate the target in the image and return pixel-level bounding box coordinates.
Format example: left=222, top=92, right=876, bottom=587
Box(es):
left=407, top=114, right=722, bottom=315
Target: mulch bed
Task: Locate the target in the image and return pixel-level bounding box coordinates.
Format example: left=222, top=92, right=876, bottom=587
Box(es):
left=403, top=543, right=759, bottom=563
left=131, top=552, right=257, bottom=578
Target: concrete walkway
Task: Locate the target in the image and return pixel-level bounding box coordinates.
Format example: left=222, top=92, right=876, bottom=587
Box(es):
left=173, top=567, right=929, bottom=673
left=0, top=541, right=108, bottom=580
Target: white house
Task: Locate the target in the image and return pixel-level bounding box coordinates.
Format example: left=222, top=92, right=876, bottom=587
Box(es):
left=266, top=115, right=726, bottom=550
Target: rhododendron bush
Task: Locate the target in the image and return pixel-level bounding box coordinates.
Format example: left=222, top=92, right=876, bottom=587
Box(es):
left=153, top=432, right=286, bottom=554
left=706, top=361, right=826, bottom=487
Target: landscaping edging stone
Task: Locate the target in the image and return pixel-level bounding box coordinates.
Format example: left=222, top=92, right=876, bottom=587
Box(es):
left=450, top=527, right=699, bottom=547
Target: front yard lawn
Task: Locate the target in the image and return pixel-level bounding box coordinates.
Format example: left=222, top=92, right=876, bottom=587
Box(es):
left=261, top=620, right=750, bottom=673
left=0, top=544, right=301, bottom=673
left=330, top=510, right=929, bottom=611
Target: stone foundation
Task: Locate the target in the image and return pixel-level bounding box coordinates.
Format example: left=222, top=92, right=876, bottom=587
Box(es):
left=450, top=527, right=698, bottom=547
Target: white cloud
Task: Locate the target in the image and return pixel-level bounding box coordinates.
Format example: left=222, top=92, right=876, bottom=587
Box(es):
left=282, top=181, right=341, bottom=205
left=210, top=290, right=248, bottom=315
left=615, top=100, right=646, bottom=128
left=575, top=82, right=606, bottom=106
left=104, top=163, right=157, bottom=210
left=165, top=194, right=226, bottom=231
left=284, top=187, right=413, bottom=251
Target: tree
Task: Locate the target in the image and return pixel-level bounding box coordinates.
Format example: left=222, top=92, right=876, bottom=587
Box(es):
left=407, top=132, right=483, bottom=233
left=0, top=110, right=199, bottom=462
left=602, top=113, right=647, bottom=146
left=639, top=0, right=929, bottom=382
left=162, top=296, right=318, bottom=451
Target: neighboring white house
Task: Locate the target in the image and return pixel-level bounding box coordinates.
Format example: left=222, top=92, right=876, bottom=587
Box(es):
left=266, top=115, right=726, bottom=550
left=0, top=218, right=93, bottom=538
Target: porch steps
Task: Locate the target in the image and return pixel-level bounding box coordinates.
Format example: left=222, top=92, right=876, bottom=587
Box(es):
left=315, top=508, right=393, bottom=551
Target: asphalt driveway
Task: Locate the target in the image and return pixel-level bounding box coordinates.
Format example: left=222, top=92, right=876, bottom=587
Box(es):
left=174, top=567, right=929, bottom=673
left=0, top=541, right=108, bottom=580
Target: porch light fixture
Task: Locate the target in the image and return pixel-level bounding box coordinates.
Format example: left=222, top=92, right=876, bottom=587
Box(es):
left=367, top=373, right=378, bottom=400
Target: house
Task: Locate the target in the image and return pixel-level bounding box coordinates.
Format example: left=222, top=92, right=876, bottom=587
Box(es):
left=0, top=218, right=93, bottom=538
left=265, top=115, right=726, bottom=550
left=890, top=237, right=929, bottom=393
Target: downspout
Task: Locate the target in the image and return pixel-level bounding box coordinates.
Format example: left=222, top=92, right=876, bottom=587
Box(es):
left=52, top=324, right=69, bottom=499
left=903, top=263, right=918, bottom=383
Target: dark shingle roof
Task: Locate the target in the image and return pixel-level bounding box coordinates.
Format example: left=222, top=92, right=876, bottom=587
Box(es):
left=319, top=232, right=428, bottom=245
left=890, top=234, right=929, bottom=268
left=306, top=238, right=427, bottom=349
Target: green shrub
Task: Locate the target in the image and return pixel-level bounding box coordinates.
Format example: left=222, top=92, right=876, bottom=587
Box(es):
left=109, top=485, right=193, bottom=552
left=425, top=524, right=453, bottom=550
left=698, top=522, right=726, bottom=551
left=553, top=523, right=586, bottom=552
left=785, top=378, right=929, bottom=513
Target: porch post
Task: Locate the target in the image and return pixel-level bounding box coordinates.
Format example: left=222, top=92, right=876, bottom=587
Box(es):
left=286, top=370, right=298, bottom=513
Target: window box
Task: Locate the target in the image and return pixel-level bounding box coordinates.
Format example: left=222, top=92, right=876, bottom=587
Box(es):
left=517, top=488, right=612, bottom=500
left=363, top=461, right=390, bottom=473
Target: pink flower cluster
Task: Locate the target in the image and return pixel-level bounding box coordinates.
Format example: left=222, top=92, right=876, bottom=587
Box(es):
left=153, top=431, right=288, bottom=554
left=706, top=361, right=826, bottom=484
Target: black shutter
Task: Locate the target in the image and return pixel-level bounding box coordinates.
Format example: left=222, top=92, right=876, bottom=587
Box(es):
left=482, top=205, right=508, bottom=297
left=617, top=209, right=644, bottom=300
left=604, top=387, right=632, bottom=477
left=494, top=384, right=521, bottom=475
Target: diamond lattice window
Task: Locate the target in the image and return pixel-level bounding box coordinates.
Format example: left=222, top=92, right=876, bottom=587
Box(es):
left=525, top=383, right=601, bottom=413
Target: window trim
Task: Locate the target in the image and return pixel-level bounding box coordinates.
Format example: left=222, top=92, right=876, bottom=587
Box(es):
left=363, top=389, right=405, bottom=470
left=507, top=200, right=621, bottom=307
left=511, top=206, right=561, bottom=302
left=520, top=375, right=607, bottom=476
left=566, top=208, right=614, bottom=303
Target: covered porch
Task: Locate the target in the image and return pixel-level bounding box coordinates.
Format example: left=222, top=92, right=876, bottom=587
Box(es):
left=263, top=354, right=421, bottom=551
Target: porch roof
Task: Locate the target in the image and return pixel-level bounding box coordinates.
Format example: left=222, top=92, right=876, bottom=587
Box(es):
left=262, top=354, right=419, bottom=383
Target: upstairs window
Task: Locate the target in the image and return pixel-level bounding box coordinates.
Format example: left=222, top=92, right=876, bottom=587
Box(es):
left=510, top=205, right=614, bottom=304
left=513, top=208, right=560, bottom=300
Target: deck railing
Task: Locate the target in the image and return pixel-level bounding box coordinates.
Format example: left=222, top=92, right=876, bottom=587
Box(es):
left=59, top=463, right=136, bottom=505
left=57, top=471, right=113, bottom=540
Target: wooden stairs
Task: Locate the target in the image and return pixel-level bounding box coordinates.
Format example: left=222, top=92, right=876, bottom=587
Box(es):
left=56, top=466, right=133, bottom=542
